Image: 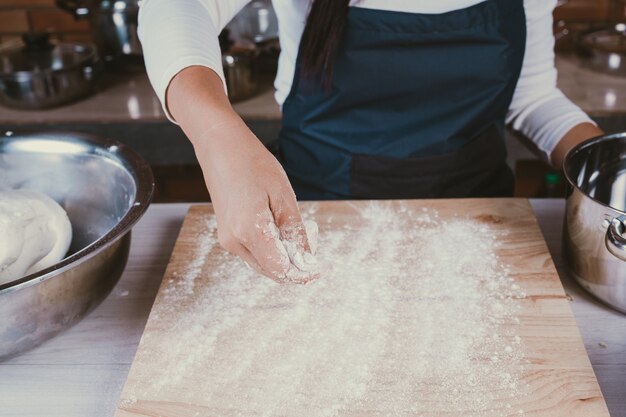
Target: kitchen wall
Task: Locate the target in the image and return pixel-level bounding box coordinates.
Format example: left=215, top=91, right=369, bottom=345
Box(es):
left=554, top=0, right=613, bottom=21
left=0, top=0, right=90, bottom=44
left=552, top=0, right=616, bottom=52
left=0, top=0, right=616, bottom=44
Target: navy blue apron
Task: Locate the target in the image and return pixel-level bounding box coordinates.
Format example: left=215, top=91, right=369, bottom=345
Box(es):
left=278, top=0, right=526, bottom=200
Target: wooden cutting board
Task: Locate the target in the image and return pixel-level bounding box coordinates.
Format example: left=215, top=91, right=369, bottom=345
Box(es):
left=115, top=199, right=610, bottom=417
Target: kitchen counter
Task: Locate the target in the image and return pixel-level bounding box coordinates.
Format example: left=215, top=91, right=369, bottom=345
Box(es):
left=557, top=53, right=626, bottom=117
left=0, top=54, right=625, bottom=126
left=0, top=200, right=623, bottom=417
left=0, top=67, right=281, bottom=125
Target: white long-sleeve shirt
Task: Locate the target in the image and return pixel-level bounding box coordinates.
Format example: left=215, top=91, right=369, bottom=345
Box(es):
left=138, top=0, right=594, bottom=162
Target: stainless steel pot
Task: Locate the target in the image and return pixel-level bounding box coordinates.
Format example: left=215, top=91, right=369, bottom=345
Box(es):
left=0, top=131, right=154, bottom=360
left=56, top=0, right=141, bottom=60
left=222, top=46, right=258, bottom=103
left=219, top=29, right=258, bottom=103
left=227, top=0, right=279, bottom=45
left=578, top=23, right=626, bottom=76
left=0, top=33, right=97, bottom=109
left=564, top=132, right=626, bottom=313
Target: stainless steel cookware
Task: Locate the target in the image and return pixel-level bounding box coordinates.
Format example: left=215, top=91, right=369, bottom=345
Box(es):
left=564, top=132, right=626, bottom=313
left=219, top=29, right=258, bottom=103
left=0, top=131, right=154, bottom=360
left=56, top=0, right=141, bottom=60
left=227, top=0, right=279, bottom=45
left=222, top=46, right=258, bottom=103
left=578, top=23, right=626, bottom=76
left=0, top=32, right=97, bottom=109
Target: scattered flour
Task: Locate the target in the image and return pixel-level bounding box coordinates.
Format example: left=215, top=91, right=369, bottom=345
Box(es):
left=126, top=202, right=529, bottom=417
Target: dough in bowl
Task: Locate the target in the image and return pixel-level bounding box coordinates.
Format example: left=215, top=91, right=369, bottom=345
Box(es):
left=0, top=190, right=72, bottom=285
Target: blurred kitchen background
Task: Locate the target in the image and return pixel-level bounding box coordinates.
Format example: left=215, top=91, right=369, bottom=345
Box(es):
left=0, top=0, right=625, bottom=201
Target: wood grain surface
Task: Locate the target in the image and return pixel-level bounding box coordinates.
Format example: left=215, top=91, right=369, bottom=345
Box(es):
left=115, top=199, right=610, bottom=417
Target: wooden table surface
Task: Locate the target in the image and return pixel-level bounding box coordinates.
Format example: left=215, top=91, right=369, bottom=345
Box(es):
left=0, top=200, right=624, bottom=417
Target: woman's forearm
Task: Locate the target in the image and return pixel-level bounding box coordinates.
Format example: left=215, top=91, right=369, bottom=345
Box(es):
left=166, top=64, right=275, bottom=201
left=551, top=122, right=604, bottom=169
left=167, top=66, right=244, bottom=150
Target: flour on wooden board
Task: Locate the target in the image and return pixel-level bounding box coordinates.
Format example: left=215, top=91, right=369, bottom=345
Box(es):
left=126, top=202, right=529, bottom=417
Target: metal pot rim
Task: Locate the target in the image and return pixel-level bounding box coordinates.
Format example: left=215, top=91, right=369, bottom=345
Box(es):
left=56, top=0, right=140, bottom=14
left=563, top=131, right=626, bottom=215
left=0, top=42, right=98, bottom=80
left=579, top=23, right=626, bottom=49
left=96, top=0, right=141, bottom=11
left=0, top=131, right=154, bottom=295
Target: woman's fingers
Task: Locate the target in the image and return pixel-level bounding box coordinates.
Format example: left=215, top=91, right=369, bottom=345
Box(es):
left=219, top=210, right=290, bottom=281
left=303, top=220, right=319, bottom=255
left=218, top=205, right=320, bottom=284
left=270, top=190, right=320, bottom=284
left=246, top=211, right=293, bottom=279
left=270, top=187, right=310, bottom=252
left=229, top=242, right=293, bottom=285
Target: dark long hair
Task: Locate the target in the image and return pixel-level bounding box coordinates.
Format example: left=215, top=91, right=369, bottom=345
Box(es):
left=298, top=0, right=350, bottom=86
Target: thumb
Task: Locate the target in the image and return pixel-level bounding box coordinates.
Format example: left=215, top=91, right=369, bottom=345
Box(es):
left=270, top=192, right=319, bottom=283
left=270, top=190, right=310, bottom=253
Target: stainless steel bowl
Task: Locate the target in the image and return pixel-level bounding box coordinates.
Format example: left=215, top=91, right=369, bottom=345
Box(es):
left=0, top=131, right=154, bottom=360
left=0, top=33, right=98, bottom=109
left=222, top=46, right=259, bottom=103
left=56, top=0, right=142, bottom=60
left=578, top=23, right=626, bottom=76
left=563, top=132, right=626, bottom=313
left=227, top=0, right=279, bottom=45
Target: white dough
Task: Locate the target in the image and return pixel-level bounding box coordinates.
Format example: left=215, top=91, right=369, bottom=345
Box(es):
left=0, top=190, right=72, bottom=284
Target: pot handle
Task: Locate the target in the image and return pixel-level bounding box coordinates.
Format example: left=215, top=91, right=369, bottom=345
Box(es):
left=605, top=215, right=626, bottom=261
left=55, top=0, right=89, bottom=18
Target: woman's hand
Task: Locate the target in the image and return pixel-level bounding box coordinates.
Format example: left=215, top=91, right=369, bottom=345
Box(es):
left=196, top=117, right=318, bottom=283
left=167, top=66, right=317, bottom=283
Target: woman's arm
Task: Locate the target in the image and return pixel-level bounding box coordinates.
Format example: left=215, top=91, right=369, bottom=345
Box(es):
left=138, top=1, right=315, bottom=283
left=507, top=0, right=602, bottom=168
left=169, top=66, right=314, bottom=283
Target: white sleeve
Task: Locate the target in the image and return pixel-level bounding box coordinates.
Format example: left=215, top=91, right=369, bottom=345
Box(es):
left=507, top=0, right=596, bottom=163
left=137, top=0, right=251, bottom=121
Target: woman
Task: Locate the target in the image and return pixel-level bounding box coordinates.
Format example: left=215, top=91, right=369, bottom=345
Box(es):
left=138, top=0, right=602, bottom=282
